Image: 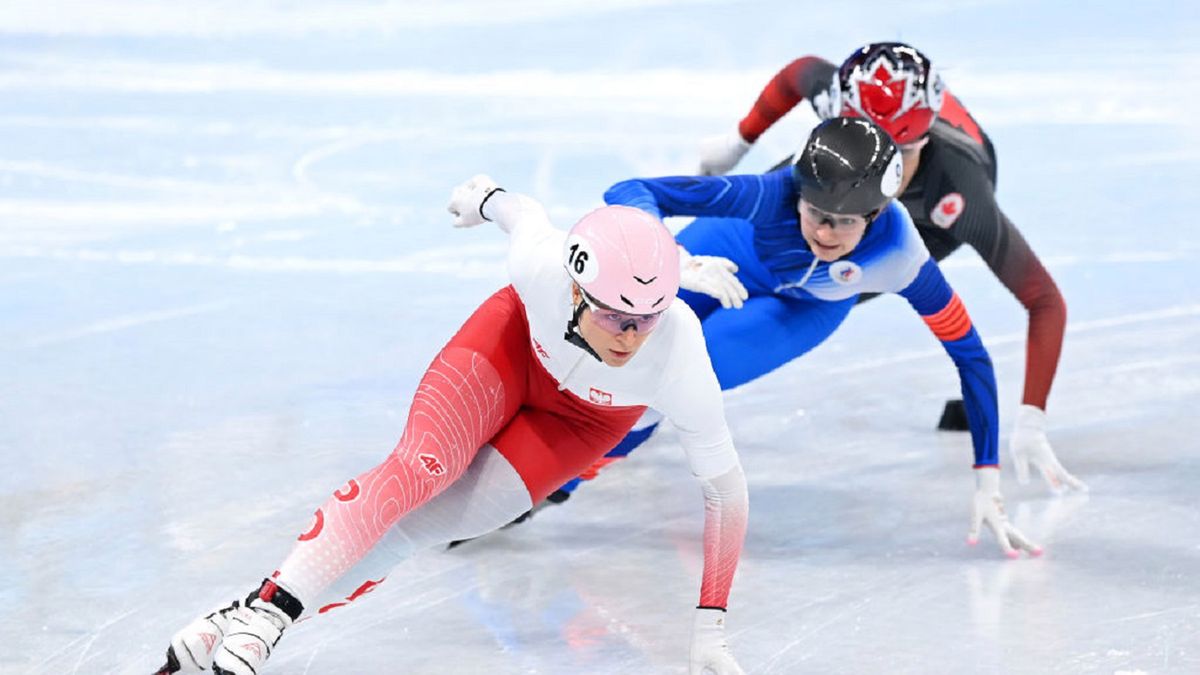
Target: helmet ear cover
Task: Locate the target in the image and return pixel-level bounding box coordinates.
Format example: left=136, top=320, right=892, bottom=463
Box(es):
left=924, top=64, right=945, bottom=114
left=825, top=78, right=842, bottom=120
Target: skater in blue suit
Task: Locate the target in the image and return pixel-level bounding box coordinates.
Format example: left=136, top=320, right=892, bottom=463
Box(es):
left=560, top=117, right=1040, bottom=558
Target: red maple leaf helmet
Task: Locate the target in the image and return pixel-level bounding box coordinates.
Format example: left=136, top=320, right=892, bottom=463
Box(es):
left=832, top=42, right=945, bottom=145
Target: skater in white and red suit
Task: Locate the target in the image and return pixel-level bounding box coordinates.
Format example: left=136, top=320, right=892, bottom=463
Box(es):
left=153, top=176, right=749, bottom=675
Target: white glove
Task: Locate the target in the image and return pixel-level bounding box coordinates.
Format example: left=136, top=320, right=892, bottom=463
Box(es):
left=447, top=174, right=504, bottom=228
left=698, top=127, right=752, bottom=176
left=690, top=607, right=744, bottom=675
left=968, top=467, right=1042, bottom=558
left=1009, top=404, right=1086, bottom=493
left=679, top=247, right=748, bottom=309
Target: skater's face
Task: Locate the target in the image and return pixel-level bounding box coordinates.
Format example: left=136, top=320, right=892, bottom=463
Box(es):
left=798, top=199, right=869, bottom=261
left=573, top=286, right=655, bottom=367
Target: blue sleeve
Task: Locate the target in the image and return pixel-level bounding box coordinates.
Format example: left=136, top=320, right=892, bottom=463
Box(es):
left=898, top=259, right=999, bottom=467
left=603, top=172, right=791, bottom=222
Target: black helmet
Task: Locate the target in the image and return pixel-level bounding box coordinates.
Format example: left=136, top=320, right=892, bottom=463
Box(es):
left=791, top=117, right=903, bottom=216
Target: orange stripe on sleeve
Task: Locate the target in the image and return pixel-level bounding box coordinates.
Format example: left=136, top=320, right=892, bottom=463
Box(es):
left=921, top=292, right=973, bottom=342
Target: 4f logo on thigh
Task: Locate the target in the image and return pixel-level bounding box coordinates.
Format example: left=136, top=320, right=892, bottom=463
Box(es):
left=419, top=453, right=446, bottom=476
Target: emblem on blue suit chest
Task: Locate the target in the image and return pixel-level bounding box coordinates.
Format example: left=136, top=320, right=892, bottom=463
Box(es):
left=829, top=260, right=863, bottom=285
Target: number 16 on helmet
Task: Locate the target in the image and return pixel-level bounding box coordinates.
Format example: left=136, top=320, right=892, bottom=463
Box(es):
left=564, top=206, right=680, bottom=316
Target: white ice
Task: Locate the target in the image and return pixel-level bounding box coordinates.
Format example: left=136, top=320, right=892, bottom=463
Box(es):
left=2, top=1, right=1198, bottom=673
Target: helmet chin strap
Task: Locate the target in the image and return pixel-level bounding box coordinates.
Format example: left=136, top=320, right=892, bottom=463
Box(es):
left=863, top=207, right=881, bottom=236
left=564, top=298, right=603, bottom=362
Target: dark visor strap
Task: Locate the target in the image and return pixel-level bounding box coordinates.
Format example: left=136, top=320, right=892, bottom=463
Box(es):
left=563, top=299, right=602, bottom=362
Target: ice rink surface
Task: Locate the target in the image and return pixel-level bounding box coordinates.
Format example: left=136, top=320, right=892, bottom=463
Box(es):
left=2, top=1, right=1198, bottom=673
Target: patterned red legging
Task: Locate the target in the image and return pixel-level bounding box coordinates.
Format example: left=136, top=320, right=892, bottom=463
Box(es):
left=275, top=286, right=645, bottom=606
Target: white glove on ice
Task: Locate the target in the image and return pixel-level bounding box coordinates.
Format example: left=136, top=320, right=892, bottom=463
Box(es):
left=447, top=174, right=505, bottom=228
left=690, top=607, right=744, bottom=675
left=698, top=127, right=752, bottom=176
left=968, top=467, right=1042, bottom=559
left=679, top=247, right=748, bottom=309
left=1009, top=404, right=1086, bottom=493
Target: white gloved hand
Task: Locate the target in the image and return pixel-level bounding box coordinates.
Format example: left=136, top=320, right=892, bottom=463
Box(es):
left=698, top=127, right=752, bottom=176
left=1009, top=404, right=1086, bottom=493
left=968, top=467, right=1042, bottom=559
left=689, top=607, right=744, bottom=675
left=679, top=247, right=748, bottom=309
left=447, top=174, right=505, bottom=228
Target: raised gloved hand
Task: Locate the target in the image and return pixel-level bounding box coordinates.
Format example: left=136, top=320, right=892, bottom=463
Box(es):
left=447, top=174, right=505, bottom=228
left=1009, top=404, right=1086, bottom=493
left=698, top=127, right=752, bottom=176
left=968, top=467, right=1043, bottom=559
left=679, top=247, right=748, bottom=309
left=690, top=607, right=744, bottom=675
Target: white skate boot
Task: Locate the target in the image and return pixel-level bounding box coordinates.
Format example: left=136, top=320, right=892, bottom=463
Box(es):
left=156, top=601, right=243, bottom=673
left=155, top=579, right=303, bottom=675
left=211, top=598, right=292, bottom=675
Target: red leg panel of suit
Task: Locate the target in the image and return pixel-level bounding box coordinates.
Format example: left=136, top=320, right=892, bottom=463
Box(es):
left=275, top=286, right=644, bottom=605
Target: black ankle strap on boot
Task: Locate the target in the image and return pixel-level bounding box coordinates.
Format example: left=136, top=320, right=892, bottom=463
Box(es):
left=248, top=578, right=304, bottom=622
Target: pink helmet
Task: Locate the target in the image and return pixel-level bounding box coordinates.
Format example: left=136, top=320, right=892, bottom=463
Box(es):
left=563, top=205, right=679, bottom=315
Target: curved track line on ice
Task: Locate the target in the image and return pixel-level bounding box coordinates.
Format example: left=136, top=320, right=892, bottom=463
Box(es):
left=0, top=243, right=511, bottom=278
left=26, top=608, right=136, bottom=675
left=24, top=301, right=232, bottom=348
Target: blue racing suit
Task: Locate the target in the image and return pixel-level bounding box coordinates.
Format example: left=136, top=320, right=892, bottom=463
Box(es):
left=557, top=168, right=998, bottom=495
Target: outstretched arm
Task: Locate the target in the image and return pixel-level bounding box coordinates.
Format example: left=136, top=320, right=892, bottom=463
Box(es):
left=658, top=355, right=748, bottom=610
left=607, top=172, right=788, bottom=311
left=687, top=451, right=748, bottom=611
left=933, top=164, right=1067, bottom=412
left=689, top=464, right=748, bottom=675
left=665, top=396, right=748, bottom=674
left=655, top=316, right=748, bottom=673
left=674, top=426, right=748, bottom=675
left=449, top=174, right=555, bottom=243
left=898, top=258, right=1041, bottom=558
left=605, top=171, right=792, bottom=222
left=958, top=208, right=1082, bottom=491
left=899, top=258, right=999, bottom=467
left=928, top=160, right=1081, bottom=492
left=448, top=174, right=566, bottom=293
left=700, top=56, right=837, bottom=175
left=740, top=56, right=837, bottom=142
